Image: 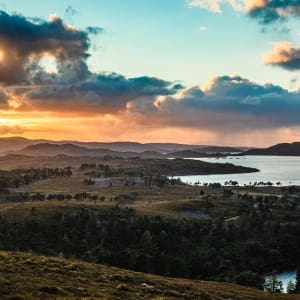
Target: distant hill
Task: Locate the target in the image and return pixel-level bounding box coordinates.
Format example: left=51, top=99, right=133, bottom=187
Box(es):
left=168, top=150, right=210, bottom=158
left=0, top=137, right=198, bottom=154
left=244, top=142, right=300, bottom=156
left=147, top=143, right=205, bottom=152
left=0, top=138, right=163, bottom=154
left=194, top=146, right=243, bottom=153
left=0, top=251, right=296, bottom=300
left=0, top=136, right=246, bottom=154
left=167, top=150, right=227, bottom=158
left=15, top=143, right=169, bottom=158
left=0, top=137, right=47, bottom=153
left=74, top=141, right=161, bottom=152
left=16, top=143, right=162, bottom=158
left=168, top=147, right=243, bottom=158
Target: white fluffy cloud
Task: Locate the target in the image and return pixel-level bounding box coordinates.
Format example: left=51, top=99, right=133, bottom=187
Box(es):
left=188, top=0, right=245, bottom=13
left=264, top=41, right=300, bottom=70
left=188, top=0, right=300, bottom=25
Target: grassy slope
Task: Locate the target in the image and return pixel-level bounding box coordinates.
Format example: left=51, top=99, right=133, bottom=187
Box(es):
left=1, top=251, right=300, bottom=300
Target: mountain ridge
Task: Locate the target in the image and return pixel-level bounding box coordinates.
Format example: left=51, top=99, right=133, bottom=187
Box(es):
left=244, top=142, right=300, bottom=156
left=0, top=136, right=247, bottom=154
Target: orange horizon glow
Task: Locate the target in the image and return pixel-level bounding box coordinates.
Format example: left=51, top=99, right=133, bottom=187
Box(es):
left=0, top=110, right=299, bottom=147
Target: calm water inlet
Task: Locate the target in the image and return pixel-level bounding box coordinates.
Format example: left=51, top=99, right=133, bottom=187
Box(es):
left=176, top=156, right=300, bottom=186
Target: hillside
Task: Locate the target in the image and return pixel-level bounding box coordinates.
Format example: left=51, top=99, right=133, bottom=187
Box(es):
left=245, top=142, right=300, bottom=156
left=0, top=251, right=298, bottom=300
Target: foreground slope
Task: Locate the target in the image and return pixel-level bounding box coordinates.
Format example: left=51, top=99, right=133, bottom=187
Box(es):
left=0, top=251, right=299, bottom=300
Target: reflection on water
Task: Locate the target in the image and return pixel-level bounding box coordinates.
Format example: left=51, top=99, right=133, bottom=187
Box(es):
left=176, top=156, right=300, bottom=186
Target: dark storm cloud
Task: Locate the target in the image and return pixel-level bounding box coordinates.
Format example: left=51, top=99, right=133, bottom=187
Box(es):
left=24, top=73, right=184, bottom=112
left=247, top=0, right=300, bottom=24
left=0, top=10, right=91, bottom=84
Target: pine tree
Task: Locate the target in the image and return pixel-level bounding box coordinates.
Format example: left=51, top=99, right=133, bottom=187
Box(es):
left=264, top=275, right=283, bottom=293
left=295, top=268, right=300, bottom=293
left=287, top=280, right=296, bottom=294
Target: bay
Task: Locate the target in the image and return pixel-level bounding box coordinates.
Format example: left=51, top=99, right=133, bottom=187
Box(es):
left=176, top=156, right=300, bottom=186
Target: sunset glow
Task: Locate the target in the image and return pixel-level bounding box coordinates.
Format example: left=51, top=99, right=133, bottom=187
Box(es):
left=0, top=1, right=298, bottom=146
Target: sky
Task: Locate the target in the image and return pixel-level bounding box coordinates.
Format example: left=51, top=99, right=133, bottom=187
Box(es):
left=0, top=0, right=300, bottom=146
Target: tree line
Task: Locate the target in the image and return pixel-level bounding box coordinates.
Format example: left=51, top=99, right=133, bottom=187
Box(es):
left=1, top=204, right=300, bottom=291
left=0, top=167, right=72, bottom=191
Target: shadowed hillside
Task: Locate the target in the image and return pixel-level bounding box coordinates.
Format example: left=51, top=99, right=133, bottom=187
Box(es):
left=0, top=251, right=299, bottom=300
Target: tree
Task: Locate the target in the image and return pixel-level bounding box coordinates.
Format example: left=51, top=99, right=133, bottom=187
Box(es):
left=287, top=280, right=296, bottom=294
left=264, top=275, right=283, bottom=293
left=223, top=189, right=234, bottom=198
left=235, top=271, right=264, bottom=289
left=140, top=230, right=153, bottom=250
left=295, top=268, right=300, bottom=293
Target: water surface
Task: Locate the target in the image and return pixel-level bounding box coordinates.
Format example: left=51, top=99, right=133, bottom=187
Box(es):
left=176, top=156, right=300, bottom=186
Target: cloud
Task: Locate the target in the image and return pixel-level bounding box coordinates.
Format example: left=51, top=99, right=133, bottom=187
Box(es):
left=0, top=124, right=24, bottom=135
left=0, top=86, right=8, bottom=106
left=128, top=75, right=300, bottom=131
left=0, top=10, right=182, bottom=114
left=264, top=41, right=300, bottom=70
left=0, top=10, right=94, bottom=84
left=65, top=5, right=78, bottom=19
left=188, top=0, right=245, bottom=13
left=188, top=0, right=300, bottom=26
left=86, top=26, right=103, bottom=35
left=199, top=25, right=208, bottom=31
left=22, top=73, right=183, bottom=113
left=0, top=9, right=298, bottom=145
left=246, top=0, right=300, bottom=24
